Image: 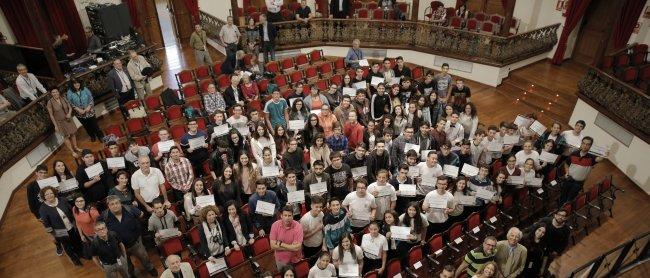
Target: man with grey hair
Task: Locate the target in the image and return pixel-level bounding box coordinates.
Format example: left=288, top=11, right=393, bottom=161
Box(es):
left=100, top=195, right=157, bottom=277
left=495, top=227, right=528, bottom=277
left=107, top=59, right=135, bottom=119
left=90, top=221, right=130, bottom=278
left=161, top=254, right=196, bottom=278
left=15, top=63, right=47, bottom=102
left=126, top=49, right=152, bottom=99
left=131, top=155, right=169, bottom=213
left=203, top=83, right=226, bottom=115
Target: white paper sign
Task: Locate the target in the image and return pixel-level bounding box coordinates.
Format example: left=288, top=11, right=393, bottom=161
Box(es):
left=454, top=237, right=463, bottom=244
left=212, top=124, right=230, bottom=137
left=489, top=216, right=497, bottom=223
left=342, top=87, right=357, bottom=96
left=399, top=184, right=416, bottom=197
left=158, top=140, right=175, bottom=153
left=539, top=151, right=559, bottom=163
left=530, top=121, right=546, bottom=136
left=309, top=182, right=328, bottom=195
left=106, top=157, right=126, bottom=169
left=508, top=175, right=525, bottom=185
left=457, top=195, right=477, bottom=206
left=514, top=115, right=531, bottom=128
left=236, top=126, right=250, bottom=136
left=159, top=228, right=180, bottom=239
left=550, top=180, right=558, bottom=186
left=404, top=143, right=420, bottom=154
left=461, top=164, right=480, bottom=177
left=528, top=178, right=543, bottom=187
left=288, top=120, right=305, bottom=130
left=353, top=81, right=367, bottom=90
left=188, top=137, right=205, bottom=150
left=206, top=257, right=227, bottom=274
left=377, top=186, right=394, bottom=197
left=389, top=77, right=401, bottom=86
left=487, top=141, right=503, bottom=152
left=390, top=226, right=412, bottom=241
left=429, top=198, right=448, bottom=209
left=443, top=165, right=459, bottom=178
left=370, top=76, right=384, bottom=86
left=339, top=264, right=359, bottom=277
left=476, top=187, right=495, bottom=200
left=288, top=190, right=305, bottom=203
left=37, top=176, right=59, bottom=189
left=472, top=226, right=481, bottom=234
left=537, top=188, right=545, bottom=194
left=255, top=200, right=276, bottom=216
left=262, top=165, right=280, bottom=177
left=413, top=261, right=423, bottom=269
left=588, top=145, right=609, bottom=157
left=503, top=135, right=520, bottom=145
left=408, top=166, right=420, bottom=178
left=351, top=166, right=367, bottom=178
left=195, top=195, right=215, bottom=207
left=84, top=163, right=104, bottom=178
left=358, top=59, right=369, bottom=67
left=58, top=179, right=79, bottom=193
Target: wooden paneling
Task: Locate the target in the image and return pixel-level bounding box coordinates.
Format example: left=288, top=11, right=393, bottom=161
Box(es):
left=573, top=0, right=624, bottom=65
left=140, top=0, right=164, bottom=47
left=171, top=0, right=193, bottom=41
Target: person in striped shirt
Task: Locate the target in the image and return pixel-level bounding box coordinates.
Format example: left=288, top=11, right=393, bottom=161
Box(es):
left=455, top=236, right=498, bottom=277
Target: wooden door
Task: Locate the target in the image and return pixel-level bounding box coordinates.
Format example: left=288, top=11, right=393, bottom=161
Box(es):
left=142, top=0, right=164, bottom=47
left=170, top=0, right=193, bottom=41
left=573, top=0, right=623, bottom=65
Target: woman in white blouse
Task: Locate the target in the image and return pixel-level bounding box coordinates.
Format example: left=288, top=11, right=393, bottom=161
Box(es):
left=361, top=222, right=389, bottom=275
left=459, top=103, right=479, bottom=140
left=183, top=179, right=211, bottom=224
left=332, top=233, right=364, bottom=277
left=519, top=158, right=537, bottom=188
left=309, top=133, right=332, bottom=168
left=250, top=124, right=276, bottom=164
left=308, top=252, right=337, bottom=278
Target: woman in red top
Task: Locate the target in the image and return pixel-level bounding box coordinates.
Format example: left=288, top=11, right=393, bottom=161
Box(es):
left=72, top=194, right=100, bottom=242
left=240, top=74, right=259, bottom=99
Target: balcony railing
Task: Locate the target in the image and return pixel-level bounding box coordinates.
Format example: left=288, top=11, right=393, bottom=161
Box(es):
left=199, top=12, right=559, bottom=67
left=578, top=67, right=650, bottom=142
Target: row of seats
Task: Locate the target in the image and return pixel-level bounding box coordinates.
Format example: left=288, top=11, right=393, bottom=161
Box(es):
left=600, top=44, right=649, bottom=92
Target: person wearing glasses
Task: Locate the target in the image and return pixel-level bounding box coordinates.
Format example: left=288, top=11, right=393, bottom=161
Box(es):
left=197, top=206, right=231, bottom=262
left=455, top=236, right=498, bottom=278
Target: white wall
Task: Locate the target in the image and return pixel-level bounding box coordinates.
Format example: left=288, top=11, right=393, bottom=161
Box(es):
left=199, top=0, right=231, bottom=21
left=569, top=99, right=650, bottom=194
left=75, top=0, right=122, bottom=28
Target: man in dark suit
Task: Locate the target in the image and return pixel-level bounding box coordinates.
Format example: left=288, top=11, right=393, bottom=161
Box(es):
left=329, top=0, right=351, bottom=19
left=107, top=59, right=136, bottom=119
left=223, top=75, right=246, bottom=108
left=258, top=14, right=277, bottom=63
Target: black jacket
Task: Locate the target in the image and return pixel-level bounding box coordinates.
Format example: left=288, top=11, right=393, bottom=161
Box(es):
left=366, top=150, right=390, bottom=183
left=198, top=220, right=230, bottom=259
left=223, top=213, right=255, bottom=246
left=107, top=68, right=135, bottom=96
left=27, top=181, right=42, bottom=219
left=330, top=0, right=351, bottom=18
left=258, top=22, right=277, bottom=43
left=223, top=86, right=246, bottom=108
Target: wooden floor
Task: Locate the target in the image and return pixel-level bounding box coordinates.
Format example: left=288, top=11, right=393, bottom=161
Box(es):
left=0, top=44, right=648, bottom=277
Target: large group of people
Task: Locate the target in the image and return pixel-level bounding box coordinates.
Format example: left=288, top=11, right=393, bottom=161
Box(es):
left=20, top=23, right=612, bottom=277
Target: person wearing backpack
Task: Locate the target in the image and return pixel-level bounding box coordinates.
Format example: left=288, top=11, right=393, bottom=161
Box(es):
left=99, top=195, right=158, bottom=277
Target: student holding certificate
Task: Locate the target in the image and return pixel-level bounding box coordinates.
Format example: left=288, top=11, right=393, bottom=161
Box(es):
left=538, top=140, right=559, bottom=178
left=342, top=179, right=377, bottom=234
left=367, top=170, right=397, bottom=218
left=151, top=128, right=181, bottom=169
left=561, top=136, right=607, bottom=204
left=180, top=119, right=210, bottom=175
left=248, top=180, right=281, bottom=235
left=184, top=179, right=211, bottom=224
left=390, top=163, right=416, bottom=213
left=398, top=202, right=429, bottom=252
left=258, top=147, right=287, bottom=205
left=53, top=160, right=81, bottom=203
left=76, top=149, right=110, bottom=205
left=468, top=165, right=498, bottom=206
left=380, top=211, right=400, bottom=258
left=422, top=177, right=454, bottom=238
left=535, top=122, right=566, bottom=154
left=308, top=252, right=337, bottom=278
left=223, top=201, right=255, bottom=256
left=361, top=222, right=389, bottom=274
left=448, top=178, right=475, bottom=222
left=332, top=234, right=364, bottom=277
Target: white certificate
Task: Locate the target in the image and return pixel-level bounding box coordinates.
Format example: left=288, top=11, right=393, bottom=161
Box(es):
left=362, top=242, right=380, bottom=257
left=528, top=178, right=543, bottom=187
left=262, top=165, right=280, bottom=177
left=461, top=164, right=480, bottom=177
left=503, top=135, right=520, bottom=145
left=255, top=200, right=276, bottom=216
left=443, top=165, right=459, bottom=178
left=310, top=109, right=321, bottom=115
left=408, top=166, right=420, bottom=178
left=390, top=226, right=412, bottom=241
left=195, top=195, right=215, bottom=207
left=539, top=151, right=558, bottom=163
left=353, top=81, right=367, bottom=90
left=475, top=188, right=495, bottom=200
left=429, top=198, right=448, bottom=209
left=188, top=137, right=205, bottom=150
left=420, top=174, right=436, bottom=186
left=351, top=166, right=367, bottom=178
left=212, top=124, right=230, bottom=137
left=58, top=179, right=79, bottom=193
left=588, top=145, right=609, bottom=157
left=399, top=184, right=416, bottom=197
left=158, top=140, right=175, bottom=153
left=404, top=143, right=420, bottom=154
left=206, top=257, right=227, bottom=274
left=358, top=59, right=369, bottom=67
left=84, top=163, right=104, bottom=178
left=457, top=195, right=477, bottom=206
left=288, top=190, right=305, bottom=203
left=342, top=87, right=357, bottom=96
left=514, top=115, right=531, bottom=127
left=530, top=121, right=547, bottom=136
left=370, top=76, right=384, bottom=86
left=37, top=176, right=59, bottom=189
left=236, top=126, right=250, bottom=136
left=339, top=264, right=360, bottom=277
left=508, top=175, right=525, bottom=185
left=288, top=120, right=305, bottom=130
left=159, top=228, right=179, bottom=239
left=106, top=157, right=126, bottom=169
left=309, top=182, right=328, bottom=195
left=389, top=77, right=401, bottom=86
left=377, top=186, right=394, bottom=197
left=487, top=141, right=503, bottom=152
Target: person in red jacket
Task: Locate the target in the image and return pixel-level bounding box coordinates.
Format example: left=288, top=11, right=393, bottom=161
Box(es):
left=344, top=110, right=364, bottom=151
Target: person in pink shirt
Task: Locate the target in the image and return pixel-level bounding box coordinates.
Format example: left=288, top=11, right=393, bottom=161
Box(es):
left=343, top=110, right=364, bottom=151
left=270, top=205, right=304, bottom=269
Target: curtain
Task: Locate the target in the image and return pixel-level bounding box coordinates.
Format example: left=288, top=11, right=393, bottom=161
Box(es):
left=0, top=0, right=39, bottom=47
left=183, top=0, right=200, bottom=24
left=612, top=0, right=645, bottom=49
left=41, top=0, right=87, bottom=56
left=123, top=0, right=140, bottom=28
left=551, top=0, right=592, bottom=65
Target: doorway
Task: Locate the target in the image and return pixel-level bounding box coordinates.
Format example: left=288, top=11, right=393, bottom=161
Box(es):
left=572, top=0, right=623, bottom=65
left=155, top=0, right=179, bottom=47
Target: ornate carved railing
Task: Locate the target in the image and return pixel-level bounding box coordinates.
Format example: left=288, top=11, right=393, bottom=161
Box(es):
left=200, top=15, right=559, bottom=67
left=578, top=67, right=650, bottom=142
left=199, top=11, right=227, bottom=46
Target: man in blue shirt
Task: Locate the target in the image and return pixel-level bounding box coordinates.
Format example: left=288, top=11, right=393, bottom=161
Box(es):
left=100, top=195, right=157, bottom=277
left=264, top=89, right=289, bottom=130
left=345, top=39, right=364, bottom=68
left=248, top=179, right=282, bottom=235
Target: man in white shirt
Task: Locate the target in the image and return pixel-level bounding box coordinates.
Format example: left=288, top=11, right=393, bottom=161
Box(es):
left=219, top=16, right=241, bottom=59
left=445, top=112, right=465, bottom=146
left=131, top=156, right=169, bottom=212
left=561, top=120, right=585, bottom=156
left=514, top=140, right=540, bottom=169
left=422, top=177, right=454, bottom=238
left=367, top=169, right=396, bottom=218
left=126, top=50, right=152, bottom=99
left=342, top=179, right=377, bottom=233
left=265, top=0, right=283, bottom=22
left=300, top=195, right=326, bottom=259
left=416, top=151, right=443, bottom=197
left=15, top=64, right=47, bottom=102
